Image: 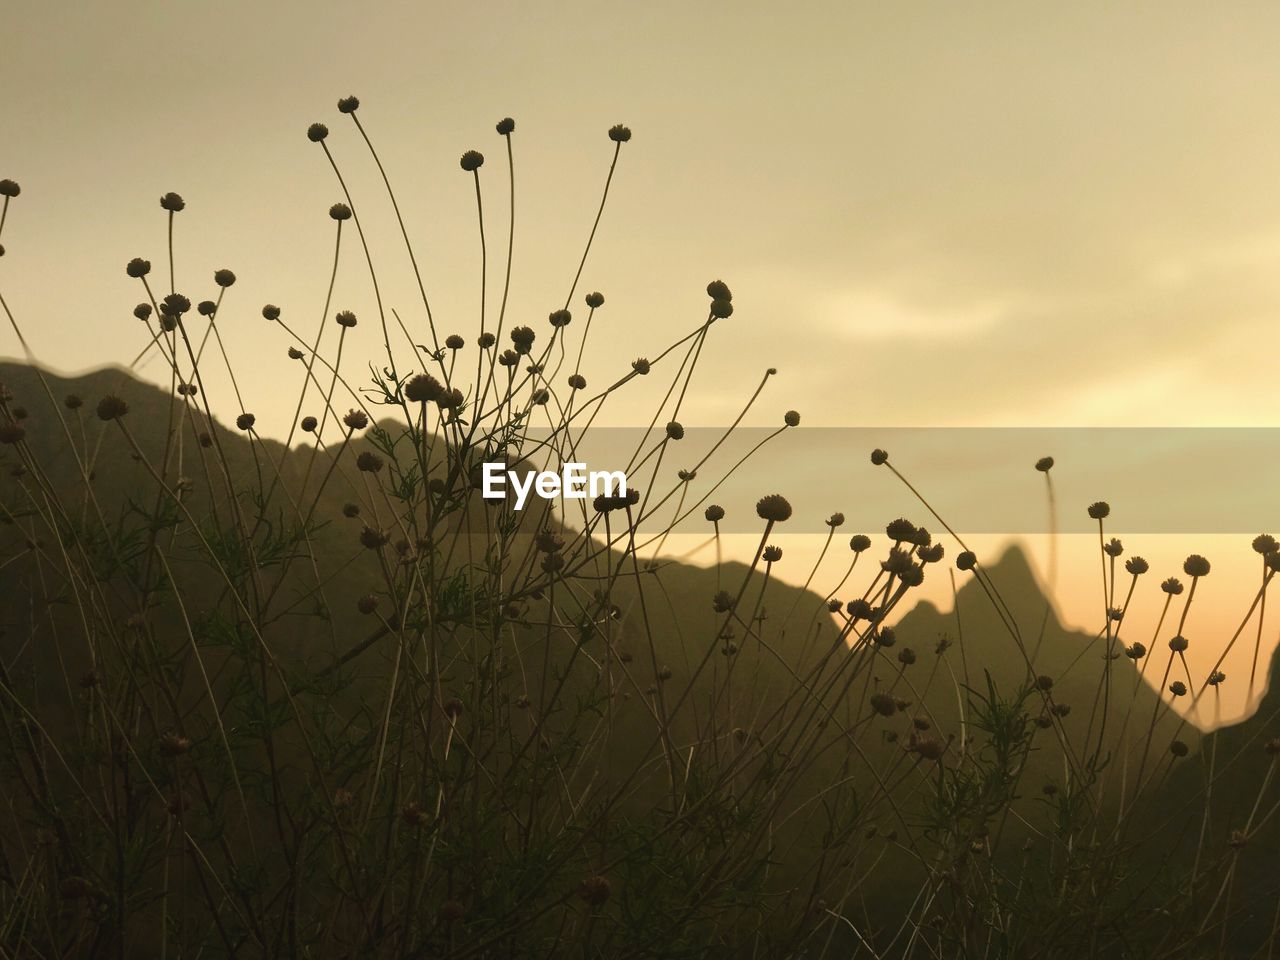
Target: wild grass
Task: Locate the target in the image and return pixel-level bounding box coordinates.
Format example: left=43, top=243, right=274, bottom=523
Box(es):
left=0, top=104, right=1278, bottom=958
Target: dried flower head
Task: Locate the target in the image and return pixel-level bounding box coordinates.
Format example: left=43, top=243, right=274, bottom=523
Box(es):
left=496, top=116, right=515, bottom=134
left=1125, top=642, right=1147, bottom=660
left=0, top=179, right=20, bottom=198
left=236, top=413, right=255, bottom=431
left=1183, top=554, right=1211, bottom=578
left=1035, top=456, right=1054, bottom=472
left=262, top=304, right=281, bottom=321
left=1087, top=501, right=1110, bottom=520
left=784, top=410, right=800, bottom=427
left=197, top=300, right=216, bottom=317
left=850, top=534, right=871, bottom=552
left=159, top=192, right=185, bottom=212
left=133, top=303, right=152, bottom=320
left=707, top=279, right=732, bottom=301
left=307, top=122, right=329, bottom=142
left=710, top=299, right=733, bottom=319
left=1104, top=537, right=1124, bottom=557
left=756, top=494, right=793, bottom=523
left=338, top=95, right=360, bottom=113
left=460, top=150, right=484, bottom=172
left=1253, top=534, right=1279, bottom=555
left=1168, top=634, right=1189, bottom=653
left=405, top=374, right=443, bottom=403
left=510, top=326, right=535, bottom=353
left=585, top=291, right=604, bottom=308
left=126, top=257, right=151, bottom=278
left=871, top=448, right=889, bottom=466
left=1169, top=680, right=1187, bottom=697
left=549, top=309, right=572, bottom=328
left=335, top=310, right=357, bottom=328
left=96, top=396, right=128, bottom=421
left=301, top=416, right=318, bottom=433
left=956, top=551, right=977, bottom=571
left=826, top=512, right=845, bottom=528
left=1126, top=556, right=1149, bottom=575
left=631, top=358, right=651, bottom=375
left=329, top=202, right=352, bottom=221
left=762, top=545, right=783, bottom=563
left=568, top=373, right=587, bottom=390
left=607, top=124, right=632, bottom=143
left=705, top=504, right=725, bottom=523
left=343, top=409, right=368, bottom=430
left=1170, top=740, right=1189, bottom=757
left=1161, top=577, right=1184, bottom=595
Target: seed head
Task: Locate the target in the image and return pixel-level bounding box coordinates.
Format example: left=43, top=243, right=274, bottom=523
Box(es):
left=496, top=117, right=515, bottom=134
left=846, top=598, right=873, bottom=619
left=336, top=310, right=357, bottom=328
left=665, top=421, right=684, bottom=441
left=898, top=647, right=917, bottom=666
left=356, top=451, right=383, bottom=473
left=213, top=268, right=236, bottom=288
left=1104, top=537, right=1124, bottom=557
left=236, top=413, right=255, bottom=431
left=826, top=512, right=845, bottom=528
left=710, top=299, right=733, bottom=319
left=159, top=192, right=185, bottom=212
left=198, top=300, right=216, bottom=317
left=1170, top=740, right=1189, bottom=757
left=1125, top=642, right=1146, bottom=660
left=1126, top=556, right=1149, bottom=575
left=1161, top=577, right=1184, bottom=595
left=1168, top=634, right=1189, bottom=653
left=96, top=396, right=128, bottom=421
left=1087, top=501, right=1110, bottom=520
left=756, top=494, right=792, bottom=523
left=1183, top=554, right=1211, bottom=578
left=126, top=257, right=151, bottom=278
left=460, top=150, right=484, bottom=172
left=307, top=123, right=329, bottom=142
left=705, top=504, right=725, bottom=523
left=1169, top=680, right=1187, bottom=697
left=405, top=373, right=443, bottom=403
left=262, top=304, right=281, bottom=321
left=329, top=203, right=352, bottom=221
left=342, top=502, right=360, bottom=518
left=343, top=409, right=368, bottom=431
left=65, top=394, right=83, bottom=410
left=549, top=309, right=572, bottom=328
left=337, top=95, right=360, bottom=113
left=762, top=545, right=783, bottom=563
left=133, top=303, right=152, bottom=320
left=1035, top=456, right=1054, bottom=472
left=360, top=526, right=389, bottom=550
left=0, top=179, right=20, bottom=198
left=869, top=693, right=897, bottom=717
left=585, top=291, right=604, bottom=308
left=301, top=416, right=318, bottom=432
left=510, top=326, right=535, bottom=353
left=870, top=448, right=889, bottom=466
left=568, top=373, right=586, bottom=390
left=919, top=543, right=945, bottom=563
left=707, top=279, right=732, bottom=301
left=288, top=347, right=304, bottom=360
left=607, top=124, right=632, bottom=143
left=850, top=534, right=871, bottom=552
left=784, top=410, right=800, bottom=427
left=631, top=358, right=650, bottom=375
left=478, top=332, right=496, bottom=348
left=956, top=551, right=977, bottom=571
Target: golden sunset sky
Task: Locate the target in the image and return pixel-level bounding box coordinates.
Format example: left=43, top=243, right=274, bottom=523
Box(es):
left=4, top=1, right=1280, bottom=721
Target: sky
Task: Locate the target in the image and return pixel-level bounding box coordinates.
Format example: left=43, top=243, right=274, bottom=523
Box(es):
left=4, top=1, right=1280, bottom=721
